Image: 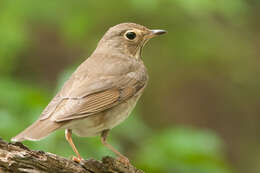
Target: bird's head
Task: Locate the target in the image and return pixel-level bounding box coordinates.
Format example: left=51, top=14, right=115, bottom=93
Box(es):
left=96, top=23, right=166, bottom=59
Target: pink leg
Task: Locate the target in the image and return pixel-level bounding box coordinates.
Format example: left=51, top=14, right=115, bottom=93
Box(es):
left=65, top=129, right=82, bottom=162
left=101, top=130, right=129, bottom=164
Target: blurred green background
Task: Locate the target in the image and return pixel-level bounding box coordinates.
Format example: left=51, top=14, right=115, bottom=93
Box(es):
left=0, top=0, right=259, bottom=173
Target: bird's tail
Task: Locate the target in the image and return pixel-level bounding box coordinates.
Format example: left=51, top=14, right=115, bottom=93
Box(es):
left=11, top=119, right=63, bottom=142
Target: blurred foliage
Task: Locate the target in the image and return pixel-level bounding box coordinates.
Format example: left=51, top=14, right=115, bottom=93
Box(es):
left=1, top=0, right=259, bottom=172
left=136, top=127, right=232, bottom=173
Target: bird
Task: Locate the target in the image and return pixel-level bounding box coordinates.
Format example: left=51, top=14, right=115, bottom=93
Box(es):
left=12, top=23, right=166, bottom=164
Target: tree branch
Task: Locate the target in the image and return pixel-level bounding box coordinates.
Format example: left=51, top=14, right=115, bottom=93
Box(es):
left=0, top=138, right=144, bottom=173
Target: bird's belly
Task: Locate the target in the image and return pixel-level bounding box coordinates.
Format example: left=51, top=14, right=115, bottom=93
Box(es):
left=68, top=95, right=140, bottom=137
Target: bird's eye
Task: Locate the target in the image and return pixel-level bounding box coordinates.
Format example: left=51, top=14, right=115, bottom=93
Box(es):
left=125, top=31, right=136, bottom=40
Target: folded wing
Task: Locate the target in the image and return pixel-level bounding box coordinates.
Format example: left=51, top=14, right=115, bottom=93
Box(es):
left=40, top=75, right=145, bottom=122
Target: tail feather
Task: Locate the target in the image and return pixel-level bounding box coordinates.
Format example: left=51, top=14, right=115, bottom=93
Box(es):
left=11, top=119, right=63, bottom=142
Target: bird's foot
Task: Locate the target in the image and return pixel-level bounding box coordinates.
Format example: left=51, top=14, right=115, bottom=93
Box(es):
left=116, top=156, right=130, bottom=165
left=71, top=156, right=83, bottom=163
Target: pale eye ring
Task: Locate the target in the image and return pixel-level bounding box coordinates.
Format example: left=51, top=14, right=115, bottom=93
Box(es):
left=124, top=31, right=136, bottom=40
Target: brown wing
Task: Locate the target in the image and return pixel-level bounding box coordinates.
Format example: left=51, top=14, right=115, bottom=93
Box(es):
left=39, top=53, right=148, bottom=122
left=39, top=76, right=119, bottom=120
left=48, top=78, right=145, bottom=122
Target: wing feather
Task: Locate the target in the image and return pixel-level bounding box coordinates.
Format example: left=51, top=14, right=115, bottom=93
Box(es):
left=50, top=80, right=144, bottom=122
left=39, top=55, right=148, bottom=122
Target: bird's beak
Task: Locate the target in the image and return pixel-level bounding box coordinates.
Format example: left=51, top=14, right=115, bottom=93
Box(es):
left=151, top=29, right=167, bottom=35
left=147, top=29, right=167, bottom=39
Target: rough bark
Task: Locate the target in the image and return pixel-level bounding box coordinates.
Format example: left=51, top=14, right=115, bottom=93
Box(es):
left=0, top=138, right=144, bottom=173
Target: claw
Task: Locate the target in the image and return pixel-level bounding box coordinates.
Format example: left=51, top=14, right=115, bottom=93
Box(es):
left=117, top=156, right=130, bottom=165
left=71, top=156, right=83, bottom=163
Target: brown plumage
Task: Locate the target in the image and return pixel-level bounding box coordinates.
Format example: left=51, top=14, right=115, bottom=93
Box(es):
left=12, top=23, right=166, bottom=164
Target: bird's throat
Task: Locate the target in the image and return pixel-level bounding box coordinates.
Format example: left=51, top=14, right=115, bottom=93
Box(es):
left=134, top=39, right=148, bottom=59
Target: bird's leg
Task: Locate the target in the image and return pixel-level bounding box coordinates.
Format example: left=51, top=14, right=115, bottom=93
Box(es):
left=101, top=129, right=129, bottom=164
left=65, top=129, right=82, bottom=162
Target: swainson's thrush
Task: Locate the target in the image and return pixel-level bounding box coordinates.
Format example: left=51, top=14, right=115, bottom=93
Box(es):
left=12, top=23, right=166, bottom=164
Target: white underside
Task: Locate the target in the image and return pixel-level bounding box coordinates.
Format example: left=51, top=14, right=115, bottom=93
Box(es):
left=63, top=95, right=139, bottom=137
